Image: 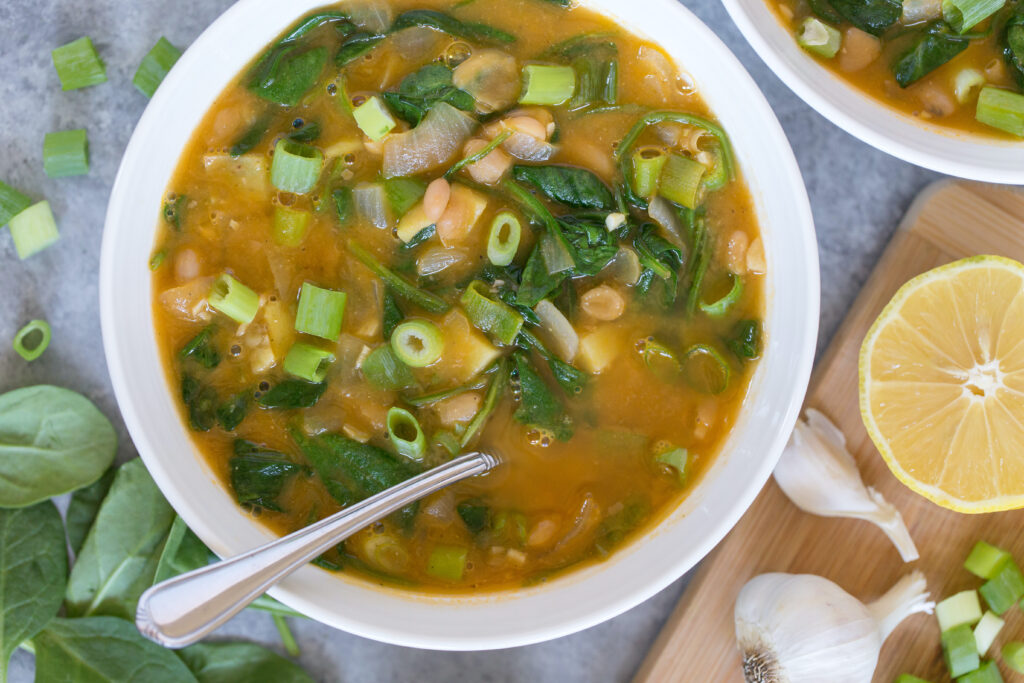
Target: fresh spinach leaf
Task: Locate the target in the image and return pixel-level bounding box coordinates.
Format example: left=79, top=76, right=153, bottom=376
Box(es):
left=892, top=24, right=969, bottom=87
left=0, top=501, right=67, bottom=680
left=217, top=391, right=250, bottom=432
left=726, top=320, right=762, bottom=361
left=511, top=165, right=615, bottom=211
left=65, top=459, right=176, bottom=620
left=179, top=641, right=315, bottom=683
left=66, top=467, right=116, bottom=555
left=382, top=64, right=475, bottom=126
left=392, top=10, right=516, bottom=45
left=0, top=385, right=117, bottom=507
left=337, top=32, right=386, bottom=67
left=249, top=46, right=328, bottom=106
left=512, top=352, right=573, bottom=441
left=257, top=380, right=327, bottom=409
left=182, top=374, right=219, bottom=432
left=154, top=516, right=213, bottom=584
left=830, top=0, right=901, bottom=35
left=559, top=215, right=618, bottom=275
left=34, top=616, right=198, bottom=683
left=457, top=501, right=490, bottom=533
left=230, top=441, right=305, bottom=512
left=180, top=325, right=220, bottom=368
left=1004, top=7, right=1024, bottom=87
left=516, top=246, right=567, bottom=308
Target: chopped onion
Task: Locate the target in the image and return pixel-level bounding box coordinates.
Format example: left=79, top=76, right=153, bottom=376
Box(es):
left=603, top=247, right=642, bottom=286
left=392, top=27, right=442, bottom=59
left=383, top=102, right=478, bottom=178
left=647, top=196, right=685, bottom=248
left=348, top=1, right=393, bottom=32
left=453, top=50, right=521, bottom=113
left=502, top=131, right=557, bottom=161
left=353, top=182, right=392, bottom=229
left=534, top=299, right=579, bottom=362
left=417, top=246, right=467, bottom=276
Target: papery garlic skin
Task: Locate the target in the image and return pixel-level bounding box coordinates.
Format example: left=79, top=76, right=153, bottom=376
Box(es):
left=774, top=409, right=919, bottom=562
left=735, top=572, right=933, bottom=683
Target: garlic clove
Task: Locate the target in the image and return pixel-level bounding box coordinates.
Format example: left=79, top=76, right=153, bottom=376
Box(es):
left=773, top=410, right=920, bottom=562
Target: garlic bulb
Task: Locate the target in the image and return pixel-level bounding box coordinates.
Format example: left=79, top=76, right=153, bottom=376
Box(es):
left=774, top=409, right=919, bottom=562
left=735, top=572, right=934, bottom=683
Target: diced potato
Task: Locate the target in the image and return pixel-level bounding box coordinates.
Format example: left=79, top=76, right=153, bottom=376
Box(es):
left=202, top=154, right=269, bottom=196
left=431, top=310, right=501, bottom=383
left=436, top=392, right=483, bottom=426
left=396, top=201, right=435, bottom=243
left=437, top=184, right=488, bottom=247
left=577, top=326, right=623, bottom=374
left=261, top=298, right=295, bottom=359
left=159, top=276, right=215, bottom=323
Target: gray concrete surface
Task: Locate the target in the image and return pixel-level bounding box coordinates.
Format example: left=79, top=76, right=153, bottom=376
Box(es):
left=0, top=0, right=939, bottom=680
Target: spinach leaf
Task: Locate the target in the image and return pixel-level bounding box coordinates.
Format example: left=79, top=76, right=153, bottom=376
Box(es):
left=807, top=0, right=845, bottom=25
left=392, top=10, right=516, bottom=45
left=542, top=32, right=618, bottom=61
left=34, top=616, right=198, bottom=683
left=154, top=516, right=213, bottom=584
left=230, top=114, right=274, bottom=157
left=382, top=288, right=404, bottom=338
left=337, top=32, right=386, bottom=67
left=518, top=328, right=588, bottom=395
left=65, top=459, right=175, bottom=620
left=257, top=379, right=327, bottom=409
left=182, top=375, right=219, bottom=432
left=684, top=214, right=710, bottom=315
left=457, top=501, right=490, bottom=534
left=559, top=215, right=618, bottom=275
left=230, top=440, right=305, bottom=512
left=287, top=120, right=322, bottom=143
left=512, top=352, right=573, bottom=441
left=179, top=642, right=315, bottom=683
left=594, top=498, right=649, bottom=555
left=402, top=225, right=436, bottom=250
left=217, top=390, right=250, bottom=432
left=0, top=385, right=117, bottom=507
left=0, top=501, right=67, bottom=680
left=66, top=467, right=116, bottom=555
left=512, top=165, right=615, bottom=211
left=1005, top=7, right=1024, bottom=87
left=726, top=320, right=762, bottom=361
left=516, top=246, right=567, bottom=308
left=633, top=224, right=684, bottom=307
left=892, top=24, right=969, bottom=87
left=248, top=46, right=328, bottom=106
left=830, top=0, right=901, bottom=35
left=382, top=64, right=475, bottom=126
left=180, top=325, right=220, bottom=368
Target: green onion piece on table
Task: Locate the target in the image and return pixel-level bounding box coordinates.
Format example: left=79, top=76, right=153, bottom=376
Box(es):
left=460, top=281, right=524, bottom=345
left=894, top=676, right=933, bottom=683
left=941, top=623, right=981, bottom=678
left=655, top=447, right=689, bottom=485
left=659, top=153, right=705, bottom=209
left=972, top=610, right=1004, bottom=655
left=936, top=590, right=983, bottom=631
left=682, top=344, right=731, bottom=394
left=362, top=345, right=416, bottom=390
left=700, top=274, right=744, bottom=318
left=797, top=17, right=842, bottom=58
left=353, top=96, right=397, bottom=141
left=1003, top=641, right=1024, bottom=673
left=976, top=87, right=1024, bottom=137
left=979, top=559, right=1024, bottom=614
left=630, top=147, right=667, bottom=199
left=519, top=65, right=577, bottom=106
left=965, top=541, right=1012, bottom=580
left=390, top=319, right=444, bottom=367
left=943, top=0, right=1006, bottom=33
left=426, top=545, right=467, bottom=581
left=284, top=343, right=335, bottom=383
left=43, top=129, right=89, bottom=178
left=133, top=37, right=181, bottom=98
left=273, top=206, right=311, bottom=247
left=52, top=36, right=107, bottom=91
left=12, top=319, right=51, bottom=362
left=0, top=180, right=31, bottom=226
left=8, top=201, right=59, bottom=260
left=271, top=139, right=324, bottom=194
left=208, top=273, right=260, bottom=324
left=386, top=407, right=427, bottom=461
left=487, top=211, right=522, bottom=266
left=956, top=660, right=1002, bottom=683
left=295, top=283, right=347, bottom=341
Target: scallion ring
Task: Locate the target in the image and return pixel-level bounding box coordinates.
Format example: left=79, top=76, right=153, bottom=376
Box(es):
left=12, top=319, right=51, bottom=362
left=699, top=274, right=744, bottom=318
left=460, top=281, right=524, bottom=345
left=638, top=337, right=681, bottom=379
left=486, top=211, right=522, bottom=267
left=391, top=319, right=444, bottom=367
left=630, top=147, right=667, bottom=199
left=208, top=273, right=260, bottom=324
left=682, top=344, right=731, bottom=394
left=387, top=406, right=427, bottom=461
left=283, top=342, right=335, bottom=383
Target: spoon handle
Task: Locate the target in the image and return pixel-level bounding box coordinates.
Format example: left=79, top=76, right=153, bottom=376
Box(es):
left=136, top=451, right=498, bottom=648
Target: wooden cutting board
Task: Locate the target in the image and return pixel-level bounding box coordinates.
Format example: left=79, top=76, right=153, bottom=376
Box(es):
left=633, top=180, right=1024, bottom=683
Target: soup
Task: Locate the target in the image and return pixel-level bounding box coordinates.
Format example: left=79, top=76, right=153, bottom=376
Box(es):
left=770, top=0, right=1024, bottom=137
left=150, top=0, right=765, bottom=591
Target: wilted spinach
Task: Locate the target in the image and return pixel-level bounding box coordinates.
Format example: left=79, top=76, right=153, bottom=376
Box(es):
left=516, top=246, right=567, bottom=308
left=457, top=501, right=490, bottom=534
left=511, top=165, right=615, bottom=211
left=1005, top=6, right=1024, bottom=87
left=179, top=326, right=220, bottom=368
left=230, top=441, right=306, bottom=512
left=559, top=215, right=618, bottom=275
left=391, top=9, right=516, bottom=45
left=518, top=328, right=588, bottom=396
left=257, top=379, right=327, bottom=409
left=633, top=224, right=684, bottom=307
left=382, top=64, right=475, bottom=126
left=512, top=352, right=574, bottom=441
left=892, top=24, right=969, bottom=87
left=830, top=0, right=901, bottom=35
left=726, top=320, right=762, bottom=361
left=336, top=32, right=385, bottom=67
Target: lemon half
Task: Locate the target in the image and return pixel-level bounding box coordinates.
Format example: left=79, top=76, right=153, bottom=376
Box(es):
left=860, top=255, right=1024, bottom=513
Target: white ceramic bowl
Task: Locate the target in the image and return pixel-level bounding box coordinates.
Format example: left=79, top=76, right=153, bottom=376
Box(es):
left=723, top=0, right=1024, bottom=183
left=100, top=0, right=818, bottom=650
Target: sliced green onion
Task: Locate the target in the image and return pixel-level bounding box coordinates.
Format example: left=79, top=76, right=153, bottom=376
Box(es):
left=1003, top=642, right=1024, bottom=673
left=43, top=129, right=89, bottom=178
left=271, top=139, right=324, bottom=194
left=208, top=273, right=260, bottom=324
left=8, top=201, right=59, bottom=260
left=426, top=545, right=467, bottom=581
left=702, top=147, right=729, bottom=192
left=943, top=0, right=1006, bottom=33
left=976, top=86, right=1024, bottom=137
left=486, top=211, right=522, bottom=266
left=384, top=177, right=427, bottom=216
left=12, top=320, right=51, bottom=362
left=362, top=345, right=415, bottom=390
left=682, top=344, right=731, bottom=394
left=353, top=95, right=397, bottom=141
left=348, top=241, right=451, bottom=314
left=519, top=64, right=577, bottom=106
left=0, top=180, right=31, bottom=226
left=965, top=541, right=1011, bottom=580
left=460, top=281, right=524, bottom=345
left=942, top=624, right=981, bottom=678
left=699, top=274, right=744, bottom=317
left=295, top=282, right=347, bottom=341
left=659, top=154, right=705, bottom=209
left=631, top=147, right=667, bottom=199
left=405, top=378, right=488, bottom=408
left=954, top=68, right=986, bottom=104
left=973, top=610, right=1004, bottom=655
left=333, top=187, right=353, bottom=224
left=52, top=37, right=107, bottom=91
left=386, top=407, right=427, bottom=461
left=602, top=59, right=619, bottom=104
left=273, top=206, right=311, bottom=247
left=284, top=343, right=335, bottom=383
left=655, top=446, right=689, bottom=485
left=797, top=17, right=842, bottom=58
left=149, top=250, right=167, bottom=270
left=956, top=660, right=1001, bottom=683
left=446, top=130, right=512, bottom=179
left=432, top=429, right=462, bottom=457
left=979, top=559, right=1024, bottom=614
left=163, top=194, right=187, bottom=230
left=639, top=338, right=682, bottom=379
left=462, top=359, right=508, bottom=447
left=937, top=590, right=984, bottom=632
left=133, top=37, right=181, bottom=98
left=391, top=319, right=444, bottom=367
left=894, top=676, right=933, bottom=683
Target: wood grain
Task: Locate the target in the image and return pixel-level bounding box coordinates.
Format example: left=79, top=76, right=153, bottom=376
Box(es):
left=633, top=181, right=1024, bottom=683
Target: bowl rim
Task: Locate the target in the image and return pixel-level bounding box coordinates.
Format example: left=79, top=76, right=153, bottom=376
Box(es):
left=99, top=0, right=819, bottom=650
left=721, top=0, right=1024, bottom=184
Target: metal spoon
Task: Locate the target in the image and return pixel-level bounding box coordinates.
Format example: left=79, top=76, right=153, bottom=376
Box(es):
left=136, top=450, right=499, bottom=648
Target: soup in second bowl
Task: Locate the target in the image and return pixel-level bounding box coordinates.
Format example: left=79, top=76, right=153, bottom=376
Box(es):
left=150, top=0, right=765, bottom=591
